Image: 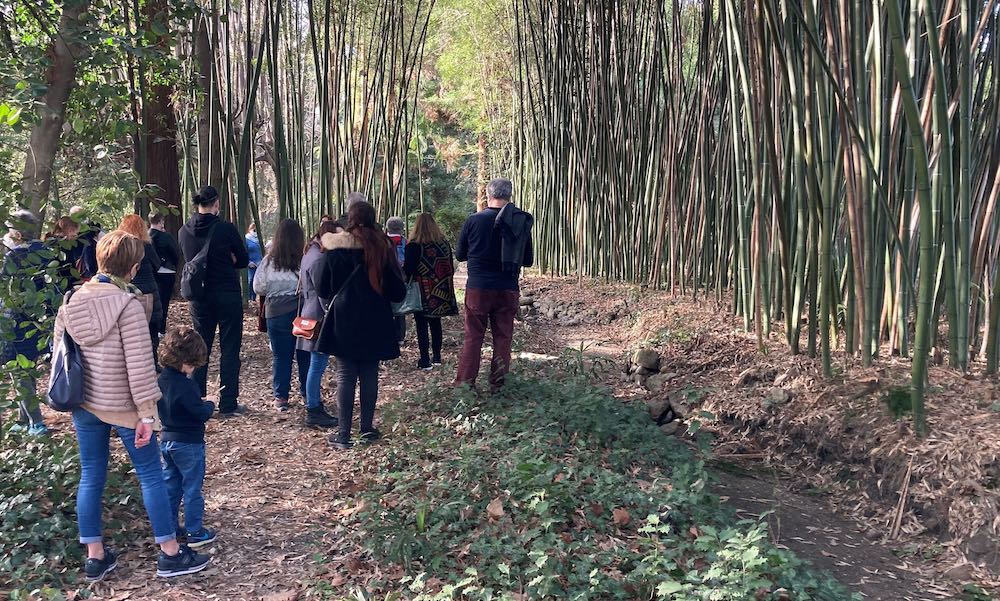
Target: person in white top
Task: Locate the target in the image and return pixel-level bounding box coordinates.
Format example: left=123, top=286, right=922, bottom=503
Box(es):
left=252, top=218, right=334, bottom=425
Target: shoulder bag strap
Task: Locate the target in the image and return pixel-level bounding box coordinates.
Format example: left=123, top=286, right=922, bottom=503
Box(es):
left=195, top=221, right=221, bottom=261
left=293, top=258, right=306, bottom=316
left=320, top=262, right=363, bottom=317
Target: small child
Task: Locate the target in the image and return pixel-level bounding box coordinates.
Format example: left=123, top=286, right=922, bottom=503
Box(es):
left=157, top=326, right=217, bottom=548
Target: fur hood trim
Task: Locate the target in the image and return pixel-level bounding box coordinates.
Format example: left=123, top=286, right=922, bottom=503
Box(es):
left=320, top=231, right=362, bottom=251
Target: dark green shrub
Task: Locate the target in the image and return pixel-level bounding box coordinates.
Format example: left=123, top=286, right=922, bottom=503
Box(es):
left=433, top=200, right=473, bottom=247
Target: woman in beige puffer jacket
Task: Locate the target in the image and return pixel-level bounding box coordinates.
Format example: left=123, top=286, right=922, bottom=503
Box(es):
left=54, top=230, right=210, bottom=582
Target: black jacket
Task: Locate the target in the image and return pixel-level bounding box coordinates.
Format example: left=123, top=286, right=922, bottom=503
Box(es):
left=456, top=205, right=534, bottom=291
left=132, top=242, right=161, bottom=295
left=495, top=204, right=534, bottom=273
left=314, top=232, right=406, bottom=361
left=150, top=228, right=182, bottom=272
left=157, top=367, right=215, bottom=444
left=178, top=213, right=249, bottom=295
left=0, top=239, right=57, bottom=363
left=78, top=226, right=100, bottom=279
left=46, top=236, right=82, bottom=291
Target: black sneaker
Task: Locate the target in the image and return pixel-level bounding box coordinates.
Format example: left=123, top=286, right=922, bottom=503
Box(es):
left=432, top=356, right=442, bottom=366
left=327, top=434, right=353, bottom=450
left=360, top=428, right=382, bottom=443
left=84, top=548, right=118, bottom=582
left=306, top=406, right=338, bottom=428
left=218, top=404, right=249, bottom=418
left=417, top=359, right=432, bottom=371
left=185, top=527, right=217, bottom=549
left=156, top=545, right=210, bottom=578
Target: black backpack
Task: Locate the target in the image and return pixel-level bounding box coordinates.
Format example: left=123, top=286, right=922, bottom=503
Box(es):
left=47, top=288, right=85, bottom=412
left=180, top=222, right=220, bottom=302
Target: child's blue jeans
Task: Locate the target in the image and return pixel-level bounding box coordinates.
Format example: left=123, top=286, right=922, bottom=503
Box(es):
left=72, top=408, right=176, bottom=544
left=160, top=440, right=207, bottom=535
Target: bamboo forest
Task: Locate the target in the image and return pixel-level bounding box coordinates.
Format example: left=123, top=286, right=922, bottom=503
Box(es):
left=3, top=0, right=1000, bottom=599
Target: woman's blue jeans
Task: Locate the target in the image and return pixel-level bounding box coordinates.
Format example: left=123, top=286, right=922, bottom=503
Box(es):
left=266, top=310, right=311, bottom=400
left=305, top=352, right=330, bottom=409
left=72, top=408, right=176, bottom=544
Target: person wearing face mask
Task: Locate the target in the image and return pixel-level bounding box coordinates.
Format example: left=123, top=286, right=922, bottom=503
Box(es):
left=178, top=186, right=250, bottom=417
left=245, top=222, right=262, bottom=302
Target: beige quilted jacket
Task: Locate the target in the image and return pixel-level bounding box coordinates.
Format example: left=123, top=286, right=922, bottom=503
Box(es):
left=53, top=281, right=161, bottom=428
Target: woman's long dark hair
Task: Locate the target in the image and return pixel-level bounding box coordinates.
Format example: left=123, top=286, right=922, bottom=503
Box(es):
left=347, top=201, right=391, bottom=294
left=268, top=218, right=305, bottom=271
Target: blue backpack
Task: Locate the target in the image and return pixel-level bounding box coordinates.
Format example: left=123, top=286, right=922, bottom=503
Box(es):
left=390, top=235, right=406, bottom=266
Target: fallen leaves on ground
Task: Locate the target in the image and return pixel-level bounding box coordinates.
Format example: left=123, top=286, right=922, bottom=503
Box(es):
left=487, top=497, right=506, bottom=519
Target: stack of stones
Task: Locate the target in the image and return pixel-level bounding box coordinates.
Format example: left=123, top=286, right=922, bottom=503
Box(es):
left=625, top=348, right=687, bottom=436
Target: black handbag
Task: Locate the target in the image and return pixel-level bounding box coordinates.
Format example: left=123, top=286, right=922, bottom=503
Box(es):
left=46, top=289, right=86, bottom=412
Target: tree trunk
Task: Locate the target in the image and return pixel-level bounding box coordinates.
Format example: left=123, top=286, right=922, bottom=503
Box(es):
left=195, top=9, right=223, bottom=192
left=21, top=0, right=92, bottom=216
left=141, top=0, right=182, bottom=235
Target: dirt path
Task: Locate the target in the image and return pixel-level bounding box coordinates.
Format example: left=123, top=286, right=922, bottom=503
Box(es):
left=714, top=466, right=950, bottom=600
left=42, top=303, right=462, bottom=600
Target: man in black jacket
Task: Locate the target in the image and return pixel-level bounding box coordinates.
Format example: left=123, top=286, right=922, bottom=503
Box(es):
left=178, top=186, right=250, bottom=417
left=454, top=178, right=533, bottom=391
left=150, top=213, right=182, bottom=335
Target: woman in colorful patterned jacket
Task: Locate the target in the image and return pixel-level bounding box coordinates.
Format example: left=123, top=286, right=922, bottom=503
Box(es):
left=403, top=213, right=459, bottom=370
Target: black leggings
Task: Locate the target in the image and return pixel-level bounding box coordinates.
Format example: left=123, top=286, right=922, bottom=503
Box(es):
left=335, top=358, right=379, bottom=440
left=414, top=314, right=442, bottom=362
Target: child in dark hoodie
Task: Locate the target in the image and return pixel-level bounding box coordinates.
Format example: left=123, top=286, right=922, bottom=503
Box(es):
left=157, top=326, right=217, bottom=548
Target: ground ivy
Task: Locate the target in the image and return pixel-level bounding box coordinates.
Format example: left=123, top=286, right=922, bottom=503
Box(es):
left=353, top=362, right=859, bottom=601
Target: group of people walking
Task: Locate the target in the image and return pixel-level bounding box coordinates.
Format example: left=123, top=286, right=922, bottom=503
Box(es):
left=0, top=178, right=533, bottom=581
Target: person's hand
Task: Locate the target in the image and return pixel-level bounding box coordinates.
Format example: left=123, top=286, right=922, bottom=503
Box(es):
left=232, top=253, right=238, bottom=265
left=135, top=421, right=153, bottom=448
left=248, top=262, right=257, bottom=269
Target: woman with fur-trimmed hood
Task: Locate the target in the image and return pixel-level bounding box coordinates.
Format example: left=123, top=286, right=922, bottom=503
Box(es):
left=315, top=202, right=406, bottom=450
